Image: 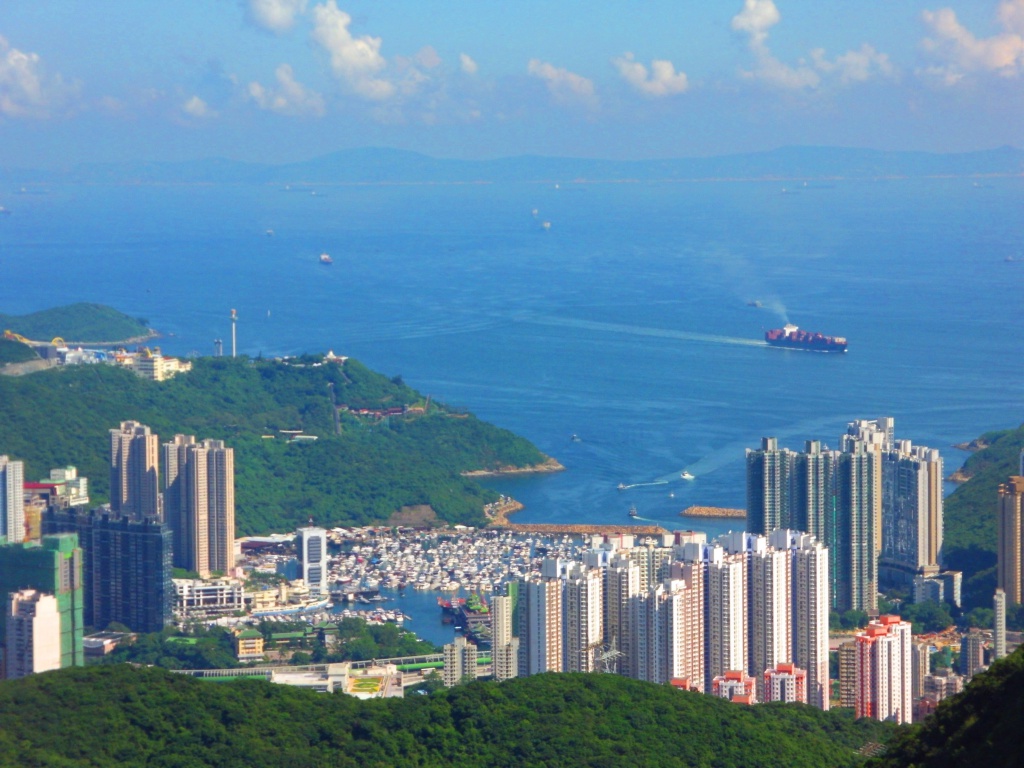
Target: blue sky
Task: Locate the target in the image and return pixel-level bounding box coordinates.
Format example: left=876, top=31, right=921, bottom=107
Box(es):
left=1, top=0, right=1022, bottom=166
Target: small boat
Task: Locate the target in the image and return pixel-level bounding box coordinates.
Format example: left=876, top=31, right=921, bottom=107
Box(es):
left=618, top=483, right=626, bottom=491
left=570, top=434, right=581, bottom=443
left=319, top=253, right=333, bottom=265
left=628, top=505, right=638, bottom=518
left=265, top=229, right=274, bottom=236
left=680, top=471, right=695, bottom=480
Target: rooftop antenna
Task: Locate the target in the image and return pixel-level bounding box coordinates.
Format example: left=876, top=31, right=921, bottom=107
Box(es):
left=231, top=309, right=237, bottom=357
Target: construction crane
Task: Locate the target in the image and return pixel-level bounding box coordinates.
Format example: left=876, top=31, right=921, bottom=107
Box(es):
left=3, top=330, right=31, bottom=344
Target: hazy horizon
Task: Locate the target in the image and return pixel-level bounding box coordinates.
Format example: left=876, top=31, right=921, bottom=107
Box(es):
left=2, top=1, right=1023, bottom=168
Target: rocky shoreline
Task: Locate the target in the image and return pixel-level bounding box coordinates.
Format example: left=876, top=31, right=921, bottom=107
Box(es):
left=462, top=456, right=565, bottom=478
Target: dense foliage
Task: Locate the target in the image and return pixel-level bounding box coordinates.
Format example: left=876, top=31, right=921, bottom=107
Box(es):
left=870, top=645, right=1024, bottom=768
left=101, top=618, right=438, bottom=670
left=0, top=666, right=893, bottom=767
left=0, top=356, right=547, bottom=533
left=943, top=423, right=1024, bottom=608
left=0, top=303, right=150, bottom=342
left=0, top=338, right=36, bottom=364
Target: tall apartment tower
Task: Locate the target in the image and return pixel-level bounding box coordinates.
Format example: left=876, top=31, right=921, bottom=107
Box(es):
left=109, top=421, right=160, bottom=520
left=774, top=529, right=831, bottom=710
left=442, top=635, right=478, bottom=687
left=749, top=540, right=792, bottom=701
left=5, top=589, right=61, bottom=679
left=297, top=527, right=328, bottom=598
left=997, top=477, right=1024, bottom=604
left=705, top=549, right=748, bottom=691
left=518, top=576, right=563, bottom=676
left=835, top=440, right=881, bottom=612
left=605, top=554, right=640, bottom=677
left=994, top=588, right=1007, bottom=660
left=792, top=441, right=836, bottom=541
left=746, top=437, right=794, bottom=534
left=633, top=566, right=704, bottom=688
left=0, top=533, right=84, bottom=669
left=0, top=456, right=25, bottom=544
left=564, top=565, right=603, bottom=673
left=854, top=615, right=913, bottom=724
left=491, top=594, right=519, bottom=681
left=163, top=435, right=235, bottom=578
left=880, top=441, right=943, bottom=588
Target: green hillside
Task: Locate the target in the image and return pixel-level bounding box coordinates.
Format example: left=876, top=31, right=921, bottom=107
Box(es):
left=0, top=303, right=151, bottom=343
left=0, top=355, right=549, bottom=533
left=0, top=666, right=893, bottom=768
left=942, top=423, right=1024, bottom=608
left=870, top=645, right=1024, bottom=768
left=0, top=338, right=36, bottom=364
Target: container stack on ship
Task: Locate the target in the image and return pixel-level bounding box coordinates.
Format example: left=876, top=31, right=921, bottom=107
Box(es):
left=764, top=324, right=847, bottom=353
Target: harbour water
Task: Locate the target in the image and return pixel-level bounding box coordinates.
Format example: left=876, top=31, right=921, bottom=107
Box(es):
left=1, top=177, right=1022, bottom=621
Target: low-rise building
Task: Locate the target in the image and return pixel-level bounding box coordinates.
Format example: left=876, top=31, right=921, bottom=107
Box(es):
left=174, top=578, right=245, bottom=619
left=233, top=628, right=264, bottom=662
left=711, top=670, right=757, bottom=704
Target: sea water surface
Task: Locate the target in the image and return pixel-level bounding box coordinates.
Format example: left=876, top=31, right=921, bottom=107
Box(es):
left=1, top=177, right=1022, bottom=539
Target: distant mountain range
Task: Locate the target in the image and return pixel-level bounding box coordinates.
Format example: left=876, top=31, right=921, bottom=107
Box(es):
left=4, top=145, right=1023, bottom=184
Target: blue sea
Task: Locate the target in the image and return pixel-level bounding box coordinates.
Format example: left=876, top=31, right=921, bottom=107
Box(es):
left=2, top=177, right=1022, bottom=540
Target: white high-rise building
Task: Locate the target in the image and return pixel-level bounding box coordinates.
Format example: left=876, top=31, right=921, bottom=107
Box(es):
left=491, top=594, right=518, bottom=681
left=564, top=565, right=603, bottom=672
left=633, top=565, right=704, bottom=688
left=0, top=456, right=25, bottom=544
left=442, top=635, right=477, bottom=687
left=706, top=548, right=748, bottom=691
left=855, top=615, right=913, bottom=724
left=518, top=576, right=563, bottom=675
left=296, top=527, right=328, bottom=598
left=994, top=588, right=1007, bottom=660
left=749, top=539, right=792, bottom=701
left=779, top=529, right=831, bottom=710
left=6, top=589, right=61, bottom=679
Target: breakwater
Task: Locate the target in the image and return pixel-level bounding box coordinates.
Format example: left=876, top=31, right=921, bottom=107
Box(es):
left=498, top=523, right=668, bottom=536
left=680, top=506, right=745, bottom=519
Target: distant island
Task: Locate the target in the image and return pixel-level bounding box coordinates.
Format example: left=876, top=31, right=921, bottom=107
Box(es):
left=0, top=303, right=155, bottom=345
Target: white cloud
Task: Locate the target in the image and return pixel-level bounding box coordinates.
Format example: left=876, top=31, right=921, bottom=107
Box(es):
left=612, top=52, right=689, bottom=96
left=527, top=59, right=597, bottom=108
left=182, top=95, right=214, bottom=118
left=414, top=46, right=442, bottom=70
left=311, top=1, right=394, bottom=100
left=459, top=53, right=478, bottom=75
left=811, top=44, right=894, bottom=84
left=247, top=0, right=308, bottom=33
left=0, top=36, right=72, bottom=118
left=730, top=0, right=781, bottom=47
left=248, top=63, right=325, bottom=115
left=731, top=0, right=892, bottom=89
left=922, top=1, right=1024, bottom=80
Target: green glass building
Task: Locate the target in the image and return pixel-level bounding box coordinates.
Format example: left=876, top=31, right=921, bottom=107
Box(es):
left=0, top=533, right=84, bottom=669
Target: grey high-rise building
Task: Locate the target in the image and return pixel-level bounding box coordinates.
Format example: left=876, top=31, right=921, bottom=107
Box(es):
left=835, top=440, right=881, bottom=612
left=792, top=441, right=837, bottom=542
left=746, top=437, right=795, bottom=534
left=0, top=456, right=25, bottom=544
left=297, top=527, right=327, bottom=598
left=880, top=440, right=943, bottom=589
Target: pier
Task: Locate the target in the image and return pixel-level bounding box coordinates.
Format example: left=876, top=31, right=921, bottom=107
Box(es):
left=680, top=506, right=745, bottom=519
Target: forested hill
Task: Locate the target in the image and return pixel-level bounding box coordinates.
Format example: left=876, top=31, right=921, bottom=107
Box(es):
left=0, top=303, right=152, bottom=343
left=0, top=666, right=893, bottom=768
left=870, top=645, right=1024, bottom=768
left=942, top=423, right=1024, bottom=609
left=0, top=355, right=549, bottom=532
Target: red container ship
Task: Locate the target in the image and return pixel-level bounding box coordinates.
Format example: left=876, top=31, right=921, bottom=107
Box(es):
left=765, top=324, right=847, bottom=353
